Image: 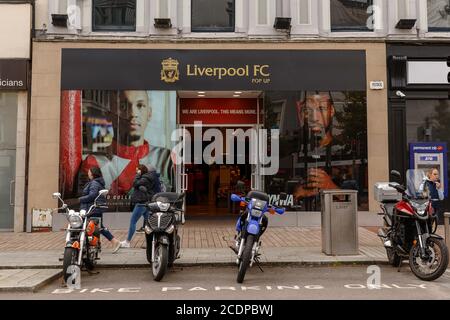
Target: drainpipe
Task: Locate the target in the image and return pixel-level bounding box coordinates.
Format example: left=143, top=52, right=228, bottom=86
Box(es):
left=24, top=0, right=35, bottom=232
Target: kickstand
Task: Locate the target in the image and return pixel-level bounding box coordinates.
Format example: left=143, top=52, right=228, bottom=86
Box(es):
left=229, top=245, right=238, bottom=255
left=397, top=261, right=402, bottom=272
left=254, top=255, right=264, bottom=273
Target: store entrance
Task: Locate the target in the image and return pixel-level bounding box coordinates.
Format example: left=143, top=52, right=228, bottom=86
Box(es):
left=182, top=126, right=254, bottom=217
left=184, top=163, right=252, bottom=217
left=177, top=91, right=263, bottom=218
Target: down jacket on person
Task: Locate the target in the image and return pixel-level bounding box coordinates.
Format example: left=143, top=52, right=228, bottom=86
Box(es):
left=131, top=171, right=159, bottom=204
left=79, top=177, right=107, bottom=213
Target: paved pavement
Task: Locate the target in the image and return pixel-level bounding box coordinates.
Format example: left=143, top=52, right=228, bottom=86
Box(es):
left=0, top=223, right=446, bottom=292
left=0, top=220, right=389, bottom=251
left=0, top=269, right=61, bottom=292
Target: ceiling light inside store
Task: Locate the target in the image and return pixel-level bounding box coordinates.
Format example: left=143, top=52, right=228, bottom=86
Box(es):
left=198, top=91, right=205, bottom=94
left=198, top=94, right=205, bottom=97
left=234, top=91, right=242, bottom=94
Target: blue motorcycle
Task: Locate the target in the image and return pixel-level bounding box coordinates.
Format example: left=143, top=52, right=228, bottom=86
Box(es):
left=230, top=190, right=286, bottom=283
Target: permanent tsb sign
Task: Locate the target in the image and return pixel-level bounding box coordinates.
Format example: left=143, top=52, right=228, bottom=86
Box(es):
left=0, top=59, right=28, bottom=90
left=61, top=49, right=366, bottom=91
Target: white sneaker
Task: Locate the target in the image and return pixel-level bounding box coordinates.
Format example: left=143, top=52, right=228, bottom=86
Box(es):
left=384, top=240, right=392, bottom=248
left=112, top=240, right=121, bottom=253
left=120, top=241, right=130, bottom=248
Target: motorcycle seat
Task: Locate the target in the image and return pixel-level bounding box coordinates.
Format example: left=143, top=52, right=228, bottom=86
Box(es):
left=246, top=190, right=269, bottom=202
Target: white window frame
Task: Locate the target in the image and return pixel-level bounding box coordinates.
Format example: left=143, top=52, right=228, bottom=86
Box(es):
left=78, top=0, right=148, bottom=36
left=422, top=0, right=450, bottom=37
left=182, top=0, right=245, bottom=38
left=323, top=0, right=387, bottom=37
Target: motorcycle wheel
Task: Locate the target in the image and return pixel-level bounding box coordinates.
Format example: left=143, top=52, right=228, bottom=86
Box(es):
left=84, top=247, right=97, bottom=271
left=386, top=247, right=402, bottom=267
left=152, top=243, right=168, bottom=282
left=237, top=234, right=254, bottom=284
left=409, top=237, right=449, bottom=281
left=62, top=247, right=78, bottom=283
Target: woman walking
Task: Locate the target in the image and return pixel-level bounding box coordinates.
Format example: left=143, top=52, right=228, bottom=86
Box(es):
left=120, top=164, right=159, bottom=248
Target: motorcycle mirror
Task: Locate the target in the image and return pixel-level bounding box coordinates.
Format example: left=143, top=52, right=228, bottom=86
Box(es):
left=230, top=194, right=242, bottom=202
left=279, top=192, right=288, bottom=201
left=390, top=170, right=401, bottom=178
left=275, top=207, right=286, bottom=215
left=52, top=192, right=61, bottom=199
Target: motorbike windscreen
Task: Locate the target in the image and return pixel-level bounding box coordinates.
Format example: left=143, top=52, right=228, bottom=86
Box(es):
left=406, top=169, right=429, bottom=199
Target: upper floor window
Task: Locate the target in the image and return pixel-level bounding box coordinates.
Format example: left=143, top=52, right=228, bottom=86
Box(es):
left=427, top=0, right=450, bottom=31
left=92, top=0, right=136, bottom=32
left=191, top=0, right=235, bottom=32
left=330, top=0, right=373, bottom=32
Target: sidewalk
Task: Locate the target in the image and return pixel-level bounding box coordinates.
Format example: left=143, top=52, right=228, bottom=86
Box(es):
left=0, top=221, right=393, bottom=267
left=3, top=223, right=444, bottom=292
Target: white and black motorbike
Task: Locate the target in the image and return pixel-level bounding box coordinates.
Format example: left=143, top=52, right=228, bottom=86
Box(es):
left=144, top=192, right=185, bottom=281
left=53, top=190, right=109, bottom=285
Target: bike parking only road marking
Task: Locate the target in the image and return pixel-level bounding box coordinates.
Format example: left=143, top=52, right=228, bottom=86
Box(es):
left=50, top=283, right=430, bottom=295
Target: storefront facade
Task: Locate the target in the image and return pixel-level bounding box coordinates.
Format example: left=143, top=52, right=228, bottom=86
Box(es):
left=387, top=43, right=450, bottom=213
left=28, top=41, right=388, bottom=231
left=0, top=59, right=29, bottom=232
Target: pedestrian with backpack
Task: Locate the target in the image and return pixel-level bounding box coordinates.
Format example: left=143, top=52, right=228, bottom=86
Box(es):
left=136, top=165, right=165, bottom=233
left=120, top=164, right=159, bottom=248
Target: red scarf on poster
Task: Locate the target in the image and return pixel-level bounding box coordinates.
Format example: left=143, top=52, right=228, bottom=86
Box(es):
left=109, top=140, right=150, bottom=195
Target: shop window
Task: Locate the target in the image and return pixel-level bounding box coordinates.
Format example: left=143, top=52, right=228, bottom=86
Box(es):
left=427, top=0, right=450, bottom=31
left=264, top=91, right=368, bottom=211
left=191, top=0, right=235, bottom=32
left=92, top=0, right=136, bottom=32
left=60, top=90, right=176, bottom=212
left=330, top=0, right=374, bottom=32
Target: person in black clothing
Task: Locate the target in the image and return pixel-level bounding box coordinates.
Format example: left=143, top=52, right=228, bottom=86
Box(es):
left=79, top=166, right=121, bottom=253
left=423, top=168, right=445, bottom=225
left=120, top=164, right=159, bottom=248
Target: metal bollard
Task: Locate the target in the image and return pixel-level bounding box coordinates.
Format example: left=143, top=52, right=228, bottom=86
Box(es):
left=445, top=212, right=450, bottom=250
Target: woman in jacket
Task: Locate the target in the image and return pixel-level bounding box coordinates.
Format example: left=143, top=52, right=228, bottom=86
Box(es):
left=80, top=166, right=121, bottom=253
left=423, top=168, right=445, bottom=225
left=120, top=164, right=158, bottom=248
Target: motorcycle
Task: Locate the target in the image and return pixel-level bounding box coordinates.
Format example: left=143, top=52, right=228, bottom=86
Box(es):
left=376, top=169, right=449, bottom=281
left=52, top=189, right=109, bottom=285
left=144, top=192, right=185, bottom=281
left=230, top=191, right=286, bottom=283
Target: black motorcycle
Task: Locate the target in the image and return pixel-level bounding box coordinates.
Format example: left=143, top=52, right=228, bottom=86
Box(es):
left=144, top=192, right=185, bottom=281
